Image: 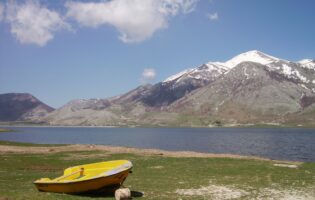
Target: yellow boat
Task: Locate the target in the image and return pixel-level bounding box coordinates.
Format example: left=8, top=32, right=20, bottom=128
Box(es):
left=34, top=160, right=133, bottom=194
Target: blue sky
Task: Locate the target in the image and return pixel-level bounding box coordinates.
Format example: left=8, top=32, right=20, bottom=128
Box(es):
left=0, top=0, right=315, bottom=108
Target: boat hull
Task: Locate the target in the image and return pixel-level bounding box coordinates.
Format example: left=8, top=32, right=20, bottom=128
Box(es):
left=34, top=169, right=130, bottom=194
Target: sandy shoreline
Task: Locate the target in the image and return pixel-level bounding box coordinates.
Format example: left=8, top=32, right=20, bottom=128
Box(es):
left=0, top=143, right=302, bottom=164
left=1, top=124, right=314, bottom=128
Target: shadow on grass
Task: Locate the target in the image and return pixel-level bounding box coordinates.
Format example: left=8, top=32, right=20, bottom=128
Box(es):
left=70, top=186, right=144, bottom=199
left=72, top=191, right=144, bottom=198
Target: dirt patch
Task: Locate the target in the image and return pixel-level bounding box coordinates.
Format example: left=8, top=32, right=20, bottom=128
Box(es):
left=0, top=144, right=299, bottom=163
left=175, top=183, right=315, bottom=200
left=150, top=165, right=164, bottom=169
left=273, top=163, right=298, bottom=168
left=61, top=152, right=109, bottom=160
left=256, top=187, right=315, bottom=200
left=175, top=184, right=249, bottom=199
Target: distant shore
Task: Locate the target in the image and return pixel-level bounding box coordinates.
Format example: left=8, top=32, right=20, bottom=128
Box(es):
left=0, top=124, right=117, bottom=128
left=0, top=123, right=314, bottom=129
left=0, top=128, right=14, bottom=132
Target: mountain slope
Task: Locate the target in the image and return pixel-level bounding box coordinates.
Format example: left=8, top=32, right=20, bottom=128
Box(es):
left=169, top=62, right=315, bottom=123
left=0, top=93, right=54, bottom=121
left=39, top=50, right=315, bottom=126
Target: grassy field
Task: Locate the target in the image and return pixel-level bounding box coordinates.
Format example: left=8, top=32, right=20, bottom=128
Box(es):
left=0, top=141, right=314, bottom=200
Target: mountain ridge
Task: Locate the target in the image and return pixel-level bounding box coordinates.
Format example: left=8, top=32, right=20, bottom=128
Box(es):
left=1, top=50, right=315, bottom=127
left=41, top=50, right=315, bottom=127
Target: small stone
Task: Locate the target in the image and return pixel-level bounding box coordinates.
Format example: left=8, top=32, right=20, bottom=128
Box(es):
left=115, top=188, right=131, bottom=200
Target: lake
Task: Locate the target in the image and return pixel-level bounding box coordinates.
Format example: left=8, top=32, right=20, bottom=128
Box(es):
left=0, top=127, right=314, bottom=162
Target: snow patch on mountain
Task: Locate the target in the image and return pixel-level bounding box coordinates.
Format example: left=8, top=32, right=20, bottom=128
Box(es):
left=163, top=63, right=228, bottom=83
left=243, top=67, right=250, bottom=79
left=300, top=84, right=309, bottom=90
left=164, top=69, right=193, bottom=82
left=188, top=64, right=228, bottom=80
left=298, top=59, right=315, bottom=70
left=203, top=63, right=229, bottom=72
left=299, top=59, right=312, bottom=64
left=282, top=64, right=293, bottom=75
left=281, top=64, right=309, bottom=83
left=218, top=50, right=280, bottom=69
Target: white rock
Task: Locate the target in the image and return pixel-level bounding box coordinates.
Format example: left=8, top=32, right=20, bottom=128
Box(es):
left=115, top=188, right=131, bottom=200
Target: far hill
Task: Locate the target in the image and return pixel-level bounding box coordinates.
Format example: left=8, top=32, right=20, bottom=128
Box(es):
left=0, top=93, right=54, bottom=122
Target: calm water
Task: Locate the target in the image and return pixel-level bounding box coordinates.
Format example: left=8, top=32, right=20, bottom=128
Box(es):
left=0, top=127, right=314, bottom=162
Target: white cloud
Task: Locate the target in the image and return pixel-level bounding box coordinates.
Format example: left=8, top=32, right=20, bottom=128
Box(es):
left=6, top=0, right=70, bottom=46
left=141, top=68, right=156, bottom=83
left=66, top=0, right=198, bottom=43
left=207, top=12, right=218, bottom=21
left=0, top=3, right=4, bottom=21
left=180, top=0, right=199, bottom=14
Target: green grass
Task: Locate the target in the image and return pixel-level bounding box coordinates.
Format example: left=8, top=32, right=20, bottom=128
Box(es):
left=0, top=141, right=314, bottom=199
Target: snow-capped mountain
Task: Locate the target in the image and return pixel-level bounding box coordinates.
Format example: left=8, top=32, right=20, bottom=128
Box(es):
left=164, top=50, right=315, bottom=89
left=163, top=50, right=282, bottom=83
left=33, top=50, right=315, bottom=127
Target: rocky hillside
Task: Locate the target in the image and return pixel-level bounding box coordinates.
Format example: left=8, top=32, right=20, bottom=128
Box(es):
left=40, top=50, right=315, bottom=127
left=0, top=93, right=54, bottom=122
left=170, top=62, right=315, bottom=122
